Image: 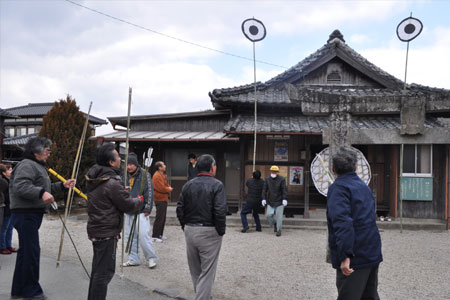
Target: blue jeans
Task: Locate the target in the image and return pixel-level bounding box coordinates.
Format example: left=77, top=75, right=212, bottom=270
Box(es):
left=266, top=205, right=284, bottom=232
left=1, top=214, right=14, bottom=249
left=124, top=213, right=158, bottom=264
left=11, top=212, right=44, bottom=298
left=240, top=203, right=261, bottom=230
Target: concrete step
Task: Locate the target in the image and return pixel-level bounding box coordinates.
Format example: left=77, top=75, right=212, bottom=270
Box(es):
left=64, top=206, right=448, bottom=231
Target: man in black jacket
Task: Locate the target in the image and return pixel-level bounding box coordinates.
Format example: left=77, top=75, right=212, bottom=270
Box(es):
left=85, top=144, right=143, bottom=300
left=262, top=165, right=288, bottom=237
left=177, top=154, right=226, bottom=300
left=187, top=153, right=198, bottom=181
left=241, top=170, right=264, bottom=233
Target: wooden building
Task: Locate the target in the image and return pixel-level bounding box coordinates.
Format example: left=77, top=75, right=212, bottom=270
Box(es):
left=94, top=30, right=450, bottom=224
left=1, top=102, right=107, bottom=162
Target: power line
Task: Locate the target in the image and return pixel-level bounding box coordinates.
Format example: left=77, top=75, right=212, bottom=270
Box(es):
left=63, top=0, right=288, bottom=69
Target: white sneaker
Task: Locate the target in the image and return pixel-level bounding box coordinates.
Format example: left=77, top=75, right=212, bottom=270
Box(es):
left=148, top=258, right=156, bottom=269
left=161, top=236, right=168, bottom=240
left=123, top=261, right=139, bottom=267
left=152, top=238, right=163, bottom=243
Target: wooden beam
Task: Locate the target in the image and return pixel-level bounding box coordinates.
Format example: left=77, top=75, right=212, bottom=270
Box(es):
left=303, top=136, right=311, bottom=219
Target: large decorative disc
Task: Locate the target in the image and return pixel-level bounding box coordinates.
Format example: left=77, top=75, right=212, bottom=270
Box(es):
left=242, top=18, right=266, bottom=42
left=310, top=147, right=371, bottom=196
left=396, top=16, right=423, bottom=42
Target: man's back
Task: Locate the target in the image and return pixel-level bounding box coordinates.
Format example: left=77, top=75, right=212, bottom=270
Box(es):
left=177, top=174, right=226, bottom=235
left=327, top=171, right=382, bottom=270
left=246, top=178, right=264, bottom=205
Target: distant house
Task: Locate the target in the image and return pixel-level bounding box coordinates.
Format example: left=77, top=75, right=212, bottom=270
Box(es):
left=92, top=30, right=450, bottom=224
left=1, top=102, right=107, bottom=162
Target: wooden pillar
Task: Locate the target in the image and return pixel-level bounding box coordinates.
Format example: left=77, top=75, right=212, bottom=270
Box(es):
left=239, top=136, right=246, bottom=211
left=390, top=145, right=399, bottom=218
left=304, top=135, right=311, bottom=218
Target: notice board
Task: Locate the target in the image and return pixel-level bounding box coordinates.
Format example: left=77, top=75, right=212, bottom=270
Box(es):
left=400, top=177, right=433, bottom=201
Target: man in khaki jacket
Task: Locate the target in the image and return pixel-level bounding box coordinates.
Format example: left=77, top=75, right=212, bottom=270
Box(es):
left=152, top=161, right=172, bottom=242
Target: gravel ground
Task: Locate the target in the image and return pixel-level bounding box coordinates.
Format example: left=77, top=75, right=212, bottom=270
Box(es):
left=11, top=215, right=450, bottom=300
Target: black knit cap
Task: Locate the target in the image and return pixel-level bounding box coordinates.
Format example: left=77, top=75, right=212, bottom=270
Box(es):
left=127, top=152, right=139, bottom=166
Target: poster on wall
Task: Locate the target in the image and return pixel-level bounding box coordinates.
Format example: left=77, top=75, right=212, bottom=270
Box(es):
left=274, top=141, right=288, bottom=161
left=289, top=166, right=303, bottom=185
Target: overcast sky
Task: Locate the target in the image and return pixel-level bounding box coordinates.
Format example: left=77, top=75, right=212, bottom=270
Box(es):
left=1, top=0, right=449, bottom=135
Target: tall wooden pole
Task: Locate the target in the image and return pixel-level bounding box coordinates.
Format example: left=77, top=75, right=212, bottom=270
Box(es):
left=120, top=87, right=132, bottom=277
left=56, top=102, right=92, bottom=267
left=252, top=42, right=257, bottom=172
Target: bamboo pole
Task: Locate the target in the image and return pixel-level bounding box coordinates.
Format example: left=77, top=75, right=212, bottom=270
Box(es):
left=48, top=168, right=87, bottom=200
left=56, top=102, right=92, bottom=267
left=121, top=87, right=132, bottom=278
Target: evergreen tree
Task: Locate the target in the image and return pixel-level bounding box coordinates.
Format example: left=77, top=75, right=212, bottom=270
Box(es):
left=39, top=95, right=96, bottom=201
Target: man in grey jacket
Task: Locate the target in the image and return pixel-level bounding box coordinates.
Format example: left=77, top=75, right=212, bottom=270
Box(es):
left=261, top=165, right=288, bottom=237
left=9, top=136, right=75, bottom=300
left=123, top=152, right=158, bottom=269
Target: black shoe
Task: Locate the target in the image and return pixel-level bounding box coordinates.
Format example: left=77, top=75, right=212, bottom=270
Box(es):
left=256, top=228, right=262, bottom=232
left=274, top=224, right=277, bottom=232
left=241, top=226, right=249, bottom=233
left=276, top=231, right=281, bottom=237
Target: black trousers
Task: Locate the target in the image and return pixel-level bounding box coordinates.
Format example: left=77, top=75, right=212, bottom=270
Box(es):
left=336, top=264, right=380, bottom=300
left=240, top=203, right=261, bottom=230
left=11, top=212, right=44, bottom=298
left=87, top=239, right=117, bottom=300
left=152, top=201, right=167, bottom=238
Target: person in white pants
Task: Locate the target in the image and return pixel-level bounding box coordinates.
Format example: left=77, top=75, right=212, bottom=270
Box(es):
left=123, top=153, right=158, bottom=268
left=124, top=212, right=158, bottom=268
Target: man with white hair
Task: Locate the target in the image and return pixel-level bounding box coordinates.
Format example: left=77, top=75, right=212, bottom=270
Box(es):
left=327, top=147, right=382, bottom=300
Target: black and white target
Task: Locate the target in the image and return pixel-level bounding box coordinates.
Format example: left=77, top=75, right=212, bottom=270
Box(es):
left=396, top=16, right=423, bottom=42
left=242, top=18, right=266, bottom=42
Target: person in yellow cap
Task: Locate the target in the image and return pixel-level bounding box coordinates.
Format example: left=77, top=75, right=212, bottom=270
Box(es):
left=261, top=166, right=288, bottom=236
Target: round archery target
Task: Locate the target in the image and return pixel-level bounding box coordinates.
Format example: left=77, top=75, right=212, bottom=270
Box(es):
left=242, top=18, right=266, bottom=42
left=310, top=147, right=371, bottom=196
left=397, top=16, right=423, bottom=42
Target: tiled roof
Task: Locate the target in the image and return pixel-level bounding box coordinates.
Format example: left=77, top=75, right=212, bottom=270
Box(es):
left=0, top=108, right=18, bottom=118
left=4, top=103, right=107, bottom=124
left=3, top=133, right=36, bottom=145
left=93, top=131, right=238, bottom=142
left=263, top=38, right=404, bottom=89
left=210, top=31, right=450, bottom=108
left=224, top=114, right=329, bottom=133
left=210, top=89, right=293, bottom=106
left=225, top=114, right=450, bottom=133
left=352, top=116, right=450, bottom=129
left=5, top=103, right=54, bottom=116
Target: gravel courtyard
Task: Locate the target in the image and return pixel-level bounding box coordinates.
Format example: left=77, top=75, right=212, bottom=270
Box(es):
left=10, top=215, right=450, bottom=300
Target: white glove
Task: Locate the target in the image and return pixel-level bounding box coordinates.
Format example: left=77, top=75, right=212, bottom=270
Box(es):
left=282, top=200, right=288, bottom=206
left=261, top=200, right=266, bottom=206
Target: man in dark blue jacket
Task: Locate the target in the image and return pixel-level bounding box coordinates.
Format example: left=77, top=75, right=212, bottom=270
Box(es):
left=327, top=147, right=382, bottom=300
